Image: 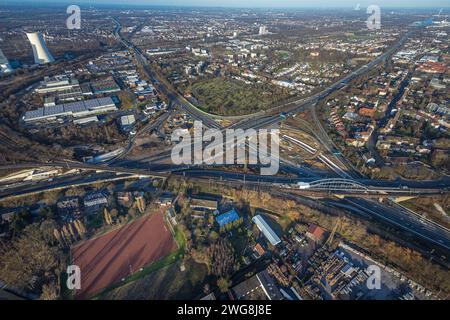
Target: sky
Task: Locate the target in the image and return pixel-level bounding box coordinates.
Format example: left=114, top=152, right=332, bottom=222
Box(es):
left=7, top=0, right=450, bottom=8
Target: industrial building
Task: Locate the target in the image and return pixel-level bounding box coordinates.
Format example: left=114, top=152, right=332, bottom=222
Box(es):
left=83, top=192, right=108, bottom=208
left=252, top=214, right=281, bottom=246
left=26, top=32, right=55, bottom=64
left=231, top=269, right=283, bottom=300
left=35, top=75, right=94, bottom=103
left=35, top=75, right=80, bottom=94
left=189, top=196, right=219, bottom=212
left=55, top=86, right=84, bottom=102
left=216, top=208, right=240, bottom=228
left=23, top=97, right=117, bottom=123
left=120, top=114, right=136, bottom=126
left=91, top=76, right=121, bottom=94
left=120, top=114, right=136, bottom=132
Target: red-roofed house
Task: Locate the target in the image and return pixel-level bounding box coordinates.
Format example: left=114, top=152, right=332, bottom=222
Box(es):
left=254, top=243, right=266, bottom=257
left=306, top=225, right=326, bottom=243
left=358, top=107, right=376, bottom=118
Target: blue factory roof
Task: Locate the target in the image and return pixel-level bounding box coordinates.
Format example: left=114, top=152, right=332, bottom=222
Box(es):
left=216, top=209, right=240, bottom=227
left=23, top=97, right=116, bottom=122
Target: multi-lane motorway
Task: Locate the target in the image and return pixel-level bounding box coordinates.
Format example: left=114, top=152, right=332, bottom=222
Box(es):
left=110, top=20, right=450, bottom=255
left=1, top=162, right=449, bottom=255
left=2, top=21, right=449, bottom=256
left=115, top=18, right=415, bottom=182
left=1, top=161, right=448, bottom=194
left=343, top=197, right=450, bottom=251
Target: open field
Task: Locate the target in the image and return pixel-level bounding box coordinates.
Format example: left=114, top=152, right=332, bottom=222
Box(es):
left=102, top=259, right=208, bottom=300
left=188, top=77, right=290, bottom=116
left=72, top=211, right=177, bottom=299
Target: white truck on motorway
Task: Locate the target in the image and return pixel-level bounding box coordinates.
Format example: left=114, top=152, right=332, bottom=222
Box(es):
left=297, top=182, right=311, bottom=189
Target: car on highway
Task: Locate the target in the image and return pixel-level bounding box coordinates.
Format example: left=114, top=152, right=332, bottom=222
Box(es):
left=143, top=109, right=155, bottom=116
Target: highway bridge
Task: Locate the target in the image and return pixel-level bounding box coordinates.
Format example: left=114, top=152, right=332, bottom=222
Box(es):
left=1, top=162, right=449, bottom=254
left=307, top=179, right=369, bottom=192
left=1, top=161, right=448, bottom=193
left=112, top=22, right=418, bottom=183
left=2, top=21, right=447, bottom=256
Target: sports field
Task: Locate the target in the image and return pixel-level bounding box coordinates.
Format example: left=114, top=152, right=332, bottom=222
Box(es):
left=72, top=212, right=177, bottom=299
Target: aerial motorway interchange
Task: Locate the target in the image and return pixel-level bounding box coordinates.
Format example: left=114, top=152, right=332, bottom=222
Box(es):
left=1, top=5, right=450, bottom=302
left=1, top=19, right=449, bottom=258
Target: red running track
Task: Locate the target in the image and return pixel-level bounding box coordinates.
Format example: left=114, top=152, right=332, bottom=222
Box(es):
left=71, top=211, right=177, bottom=299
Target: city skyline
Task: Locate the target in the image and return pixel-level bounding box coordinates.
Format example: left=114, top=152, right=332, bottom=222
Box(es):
left=4, top=0, right=450, bottom=8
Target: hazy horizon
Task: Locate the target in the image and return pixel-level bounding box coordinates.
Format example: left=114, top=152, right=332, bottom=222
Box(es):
left=3, top=0, right=450, bottom=8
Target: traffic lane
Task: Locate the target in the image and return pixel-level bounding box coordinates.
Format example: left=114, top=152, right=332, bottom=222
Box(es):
left=345, top=198, right=450, bottom=251
left=0, top=172, right=121, bottom=199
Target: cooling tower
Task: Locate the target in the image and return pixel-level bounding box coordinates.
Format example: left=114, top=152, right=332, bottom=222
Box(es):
left=0, top=48, right=12, bottom=74
left=26, top=32, right=55, bottom=64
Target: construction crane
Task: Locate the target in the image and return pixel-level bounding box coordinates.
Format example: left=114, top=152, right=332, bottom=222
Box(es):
left=324, top=217, right=342, bottom=248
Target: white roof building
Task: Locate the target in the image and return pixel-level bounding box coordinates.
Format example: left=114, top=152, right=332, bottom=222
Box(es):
left=252, top=215, right=281, bottom=246
left=120, top=114, right=136, bottom=126
left=35, top=74, right=79, bottom=94
left=23, top=97, right=117, bottom=123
